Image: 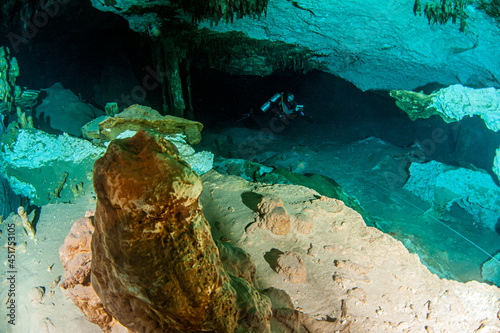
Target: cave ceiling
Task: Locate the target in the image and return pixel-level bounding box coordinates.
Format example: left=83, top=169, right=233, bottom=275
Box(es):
left=90, top=0, right=500, bottom=92
left=2, top=0, right=500, bottom=92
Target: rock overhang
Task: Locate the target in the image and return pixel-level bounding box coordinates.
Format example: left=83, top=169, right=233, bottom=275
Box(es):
left=89, top=0, right=500, bottom=92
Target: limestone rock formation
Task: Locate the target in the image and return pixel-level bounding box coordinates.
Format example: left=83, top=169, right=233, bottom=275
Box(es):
left=391, top=84, right=500, bottom=131
left=82, top=105, right=212, bottom=175
left=294, top=211, right=314, bottom=235
left=200, top=171, right=500, bottom=332
left=256, top=195, right=291, bottom=235
left=0, top=176, right=24, bottom=218
left=0, top=129, right=105, bottom=206
left=214, top=157, right=274, bottom=181
left=495, top=148, right=500, bottom=183
left=481, top=253, right=500, bottom=287
left=59, top=213, right=121, bottom=332
left=0, top=45, right=39, bottom=137
left=18, top=206, right=35, bottom=239
left=404, top=160, right=500, bottom=231
left=162, top=133, right=214, bottom=175
left=114, top=130, right=214, bottom=176
left=81, top=115, right=108, bottom=140
left=217, top=240, right=257, bottom=285
left=91, top=130, right=271, bottom=332
left=92, top=104, right=203, bottom=145
left=91, top=0, right=500, bottom=92
left=262, top=288, right=345, bottom=332
left=389, top=89, right=436, bottom=120
left=391, top=84, right=500, bottom=181
left=203, top=0, right=500, bottom=91
left=0, top=46, right=19, bottom=122
left=34, top=82, right=104, bottom=137
left=275, top=252, right=307, bottom=284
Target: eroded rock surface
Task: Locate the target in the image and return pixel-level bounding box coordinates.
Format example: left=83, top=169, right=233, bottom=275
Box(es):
left=35, top=82, right=104, bottom=137
left=257, top=195, right=291, bottom=235
left=482, top=253, right=500, bottom=287
left=391, top=84, right=500, bottom=131
left=404, top=160, right=500, bottom=231
left=200, top=171, right=500, bottom=332
left=275, top=252, right=307, bottom=284
left=91, top=0, right=500, bottom=92
left=89, top=104, right=203, bottom=144
left=90, top=130, right=271, bottom=332
left=0, top=129, right=104, bottom=206
left=59, top=213, right=120, bottom=332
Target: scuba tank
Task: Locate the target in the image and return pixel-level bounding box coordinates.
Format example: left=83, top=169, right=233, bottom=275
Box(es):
left=260, top=93, right=281, bottom=112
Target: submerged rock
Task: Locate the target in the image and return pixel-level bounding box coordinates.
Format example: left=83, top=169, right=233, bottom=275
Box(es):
left=391, top=85, right=500, bottom=180
left=82, top=105, right=213, bottom=175
left=34, top=82, right=104, bottom=137
left=87, top=104, right=203, bottom=145
left=0, top=46, right=19, bottom=118
left=275, top=252, right=307, bottom=284
left=494, top=148, right=500, bottom=184
left=200, top=170, right=500, bottom=332
left=256, top=195, right=291, bottom=235
left=214, top=157, right=273, bottom=181
left=481, top=253, right=500, bottom=287
left=258, top=167, right=382, bottom=228
left=404, top=160, right=500, bottom=231
left=91, top=130, right=271, bottom=332
left=0, top=129, right=105, bottom=206
left=115, top=130, right=214, bottom=175
left=91, top=0, right=500, bottom=92
left=0, top=176, right=24, bottom=218
left=59, top=213, right=122, bottom=332
left=391, top=84, right=500, bottom=131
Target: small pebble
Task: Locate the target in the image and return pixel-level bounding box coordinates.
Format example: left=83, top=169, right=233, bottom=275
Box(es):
left=31, top=286, right=45, bottom=303
left=50, top=276, right=62, bottom=289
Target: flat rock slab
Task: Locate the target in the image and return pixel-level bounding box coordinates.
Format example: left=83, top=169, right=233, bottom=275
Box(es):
left=95, top=104, right=203, bottom=145
left=200, top=170, right=500, bottom=332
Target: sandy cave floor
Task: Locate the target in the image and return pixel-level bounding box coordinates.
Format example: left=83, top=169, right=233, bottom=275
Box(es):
left=0, top=195, right=111, bottom=333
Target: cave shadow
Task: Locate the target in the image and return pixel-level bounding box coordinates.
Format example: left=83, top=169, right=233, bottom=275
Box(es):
left=33, top=113, right=65, bottom=136
left=404, top=81, right=449, bottom=94
left=241, top=191, right=263, bottom=213
left=264, top=248, right=284, bottom=272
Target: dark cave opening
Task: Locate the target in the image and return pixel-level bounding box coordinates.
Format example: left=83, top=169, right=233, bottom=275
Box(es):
left=0, top=0, right=158, bottom=110
left=190, top=68, right=500, bottom=181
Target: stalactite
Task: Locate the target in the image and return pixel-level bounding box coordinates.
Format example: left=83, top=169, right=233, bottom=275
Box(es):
left=162, top=37, right=186, bottom=118
left=170, top=0, right=269, bottom=24
left=0, top=46, right=20, bottom=118
left=152, top=41, right=169, bottom=115
left=152, top=34, right=193, bottom=119
left=184, top=58, right=195, bottom=120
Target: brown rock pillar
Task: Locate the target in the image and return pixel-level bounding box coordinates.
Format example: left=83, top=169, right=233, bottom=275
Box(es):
left=91, top=130, right=237, bottom=332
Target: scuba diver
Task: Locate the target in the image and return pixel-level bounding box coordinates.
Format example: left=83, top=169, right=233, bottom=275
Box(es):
left=238, top=92, right=305, bottom=128
left=260, top=92, right=304, bottom=119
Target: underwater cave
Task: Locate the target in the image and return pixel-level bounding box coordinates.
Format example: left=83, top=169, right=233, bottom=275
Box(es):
left=1, top=0, right=500, bottom=331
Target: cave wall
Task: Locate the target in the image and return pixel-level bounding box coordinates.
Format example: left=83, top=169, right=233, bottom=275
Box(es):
left=0, top=0, right=157, bottom=109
